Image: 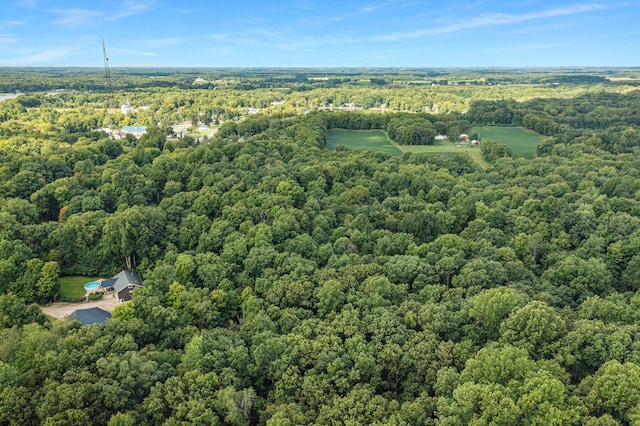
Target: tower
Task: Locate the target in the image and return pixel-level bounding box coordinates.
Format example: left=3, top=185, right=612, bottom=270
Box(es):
left=102, top=33, right=113, bottom=108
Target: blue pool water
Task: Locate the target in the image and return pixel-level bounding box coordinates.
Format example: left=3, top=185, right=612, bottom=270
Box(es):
left=84, top=281, right=101, bottom=290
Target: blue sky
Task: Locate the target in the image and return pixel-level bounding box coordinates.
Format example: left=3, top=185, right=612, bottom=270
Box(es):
left=0, top=0, right=639, bottom=67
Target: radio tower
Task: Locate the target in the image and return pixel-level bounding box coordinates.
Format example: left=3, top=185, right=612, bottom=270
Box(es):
left=102, top=32, right=113, bottom=109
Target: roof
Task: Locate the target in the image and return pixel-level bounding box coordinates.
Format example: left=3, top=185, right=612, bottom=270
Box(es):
left=112, top=270, right=143, bottom=294
left=101, top=278, right=117, bottom=288
left=121, top=125, right=147, bottom=133
left=69, top=307, right=111, bottom=326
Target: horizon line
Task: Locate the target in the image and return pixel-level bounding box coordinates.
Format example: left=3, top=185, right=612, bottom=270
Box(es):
left=1, top=65, right=639, bottom=70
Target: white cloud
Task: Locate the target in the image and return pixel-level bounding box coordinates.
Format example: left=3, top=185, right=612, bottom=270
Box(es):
left=139, top=36, right=190, bottom=49
left=110, top=47, right=157, bottom=57
left=0, top=48, right=75, bottom=66
left=477, top=41, right=577, bottom=55
left=52, top=8, right=103, bottom=26
left=324, top=0, right=424, bottom=23
left=174, top=9, right=198, bottom=14
left=0, top=34, right=19, bottom=48
left=12, top=0, right=38, bottom=8
left=109, top=0, right=155, bottom=20
left=0, top=20, right=26, bottom=27
left=51, top=0, right=155, bottom=26
left=376, top=3, right=608, bottom=41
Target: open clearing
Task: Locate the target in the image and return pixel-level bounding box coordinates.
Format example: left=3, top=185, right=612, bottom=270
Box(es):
left=328, top=129, right=488, bottom=167
left=59, top=275, right=101, bottom=300
left=401, top=142, right=488, bottom=168
left=472, top=126, right=544, bottom=158
left=327, top=129, right=402, bottom=155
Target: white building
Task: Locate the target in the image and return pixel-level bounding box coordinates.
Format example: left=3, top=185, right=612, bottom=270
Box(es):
left=121, top=99, right=135, bottom=115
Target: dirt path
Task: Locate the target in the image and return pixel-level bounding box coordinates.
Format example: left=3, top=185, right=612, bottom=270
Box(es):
left=41, top=294, right=119, bottom=319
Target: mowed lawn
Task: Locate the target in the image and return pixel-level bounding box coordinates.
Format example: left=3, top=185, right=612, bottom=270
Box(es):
left=327, top=129, right=489, bottom=167
left=59, top=276, right=100, bottom=300
left=327, top=129, right=402, bottom=155
left=401, top=142, right=488, bottom=168
left=472, top=126, right=544, bottom=158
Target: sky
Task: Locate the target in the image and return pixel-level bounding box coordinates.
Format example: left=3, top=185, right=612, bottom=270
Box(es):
left=0, top=0, right=639, bottom=67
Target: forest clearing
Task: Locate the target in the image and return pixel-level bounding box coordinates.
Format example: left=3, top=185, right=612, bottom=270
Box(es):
left=472, top=126, right=545, bottom=158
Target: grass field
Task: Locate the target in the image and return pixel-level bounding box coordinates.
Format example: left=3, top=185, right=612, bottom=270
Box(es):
left=401, top=143, right=488, bottom=168
left=59, top=276, right=100, bottom=300
left=327, top=129, right=402, bottom=155
left=327, top=129, right=489, bottom=167
left=471, top=126, right=544, bottom=158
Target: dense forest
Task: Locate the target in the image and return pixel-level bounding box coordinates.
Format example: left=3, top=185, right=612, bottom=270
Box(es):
left=3, top=68, right=640, bottom=425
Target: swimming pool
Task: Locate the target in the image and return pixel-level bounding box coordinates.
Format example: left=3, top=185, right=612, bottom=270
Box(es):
left=84, top=281, right=101, bottom=290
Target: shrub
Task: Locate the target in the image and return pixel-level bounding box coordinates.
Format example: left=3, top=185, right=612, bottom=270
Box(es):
left=88, top=292, right=103, bottom=301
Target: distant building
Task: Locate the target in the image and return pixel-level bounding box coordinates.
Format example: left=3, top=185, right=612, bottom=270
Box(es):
left=121, top=125, right=147, bottom=139
left=121, top=99, right=135, bottom=115
left=247, top=107, right=260, bottom=115
left=69, top=307, right=111, bottom=327
left=98, top=128, right=126, bottom=140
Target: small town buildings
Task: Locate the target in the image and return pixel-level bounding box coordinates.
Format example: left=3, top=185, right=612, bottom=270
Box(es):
left=99, top=128, right=126, bottom=140
left=121, top=125, right=147, bottom=139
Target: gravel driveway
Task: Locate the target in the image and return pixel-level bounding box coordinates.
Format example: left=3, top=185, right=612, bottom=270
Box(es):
left=41, top=294, right=119, bottom=319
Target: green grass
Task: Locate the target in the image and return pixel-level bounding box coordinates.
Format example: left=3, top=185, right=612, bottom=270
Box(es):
left=400, top=141, right=489, bottom=168
left=471, top=126, right=544, bottom=159
left=327, top=129, right=402, bottom=155
left=59, top=276, right=100, bottom=300
left=327, top=129, right=490, bottom=167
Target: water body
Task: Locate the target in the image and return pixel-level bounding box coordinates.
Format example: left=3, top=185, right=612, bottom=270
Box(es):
left=0, top=93, right=21, bottom=101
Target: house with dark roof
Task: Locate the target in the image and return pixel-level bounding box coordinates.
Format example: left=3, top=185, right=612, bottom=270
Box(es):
left=112, top=270, right=143, bottom=303
left=69, top=307, right=111, bottom=327
left=100, top=278, right=117, bottom=290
